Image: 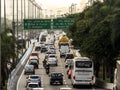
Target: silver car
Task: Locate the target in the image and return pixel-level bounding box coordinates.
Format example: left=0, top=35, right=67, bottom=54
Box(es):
left=26, top=82, right=40, bottom=90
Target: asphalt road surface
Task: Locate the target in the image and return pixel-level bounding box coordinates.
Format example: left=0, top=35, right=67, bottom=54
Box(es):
left=17, top=34, right=107, bottom=90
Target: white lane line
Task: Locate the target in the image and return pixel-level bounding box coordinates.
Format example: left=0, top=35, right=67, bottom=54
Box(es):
left=17, top=68, right=24, bottom=90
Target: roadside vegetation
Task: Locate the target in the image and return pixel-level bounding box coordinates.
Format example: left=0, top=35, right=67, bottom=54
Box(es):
left=67, top=0, right=120, bottom=82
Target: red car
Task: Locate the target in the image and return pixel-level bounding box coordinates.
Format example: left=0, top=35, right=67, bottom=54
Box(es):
left=31, top=52, right=39, bottom=58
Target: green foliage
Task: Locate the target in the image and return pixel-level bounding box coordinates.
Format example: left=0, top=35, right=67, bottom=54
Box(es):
left=67, top=0, right=120, bottom=82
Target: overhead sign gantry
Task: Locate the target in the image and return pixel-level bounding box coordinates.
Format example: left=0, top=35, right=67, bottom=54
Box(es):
left=23, top=18, right=74, bottom=30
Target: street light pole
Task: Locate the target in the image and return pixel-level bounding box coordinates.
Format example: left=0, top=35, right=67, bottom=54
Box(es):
left=0, top=0, right=1, bottom=88
left=4, top=0, right=6, bottom=30
left=21, top=0, right=24, bottom=54
left=16, top=0, right=19, bottom=63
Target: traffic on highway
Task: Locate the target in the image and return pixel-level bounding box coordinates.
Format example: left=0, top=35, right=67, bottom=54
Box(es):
left=17, top=30, right=104, bottom=90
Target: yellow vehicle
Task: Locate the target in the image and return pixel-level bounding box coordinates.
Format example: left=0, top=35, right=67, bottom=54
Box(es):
left=59, top=35, right=69, bottom=43
left=58, top=35, right=70, bottom=58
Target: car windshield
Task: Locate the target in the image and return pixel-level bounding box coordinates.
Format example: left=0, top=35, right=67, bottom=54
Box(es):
left=49, top=55, right=55, bottom=58
left=66, top=54, right=74, bottom=59
left=48, top=58, right=56, bottom=61
left=29, top=84, right=39, bottom=88
left=26, top=65, right=33, bottom=69
left=30, top=76, right=40, bottom=79
left=30, top=60, right=38, bottom=63
left=51, top=73, right=62, bottom=77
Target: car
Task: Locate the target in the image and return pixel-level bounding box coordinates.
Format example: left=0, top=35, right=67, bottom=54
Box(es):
left=49, top=72, right=63, bottom=85
left=31, top=52, right=39, bottom=59
left=45, top=51, right=52, bottom=58
left=41, top=46, right=47, bottom=53
left=47, top=57, right=58, bottom=66
left=24, top=65, right=35, bottom=75
left=47, top=54, right=58, bottom=66
left=35, top=46, right=41, bottom=51
left=26, top=75, right=41, bottom=87
left=64, top=53, right=74, bottom=62
left=26, top=82, right=40, bottom=90
left=29, top=56, right=39, bottom=64
left=29, top=59, right=39, bottom=69
left=49, top=48, right=56, bottom=54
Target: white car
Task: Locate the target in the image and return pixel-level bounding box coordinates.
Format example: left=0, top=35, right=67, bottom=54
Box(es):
left=47, top=56, right=58, bottom=66
left=26, top=82, right=40, bottom=90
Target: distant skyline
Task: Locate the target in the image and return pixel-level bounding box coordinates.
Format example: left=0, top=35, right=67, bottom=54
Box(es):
left=35, top=0, right=88, bottom=12
left=1, top=0, right=89, bottom=19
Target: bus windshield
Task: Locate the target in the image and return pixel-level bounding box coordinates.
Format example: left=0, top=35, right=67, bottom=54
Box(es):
left=75, top=61, right=92, bottom=68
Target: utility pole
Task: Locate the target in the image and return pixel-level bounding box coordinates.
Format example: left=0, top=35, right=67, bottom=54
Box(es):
left=0, top=0, right=1, bottom=88
left=24, top=0, right=26, bottom=49
left=12, top=0, right=16, bottom=68
left=16, top=0, right=19, bottom=63
left=21, top=0, right=24, bottom=54
left=4, top=0, right=6, bottom=30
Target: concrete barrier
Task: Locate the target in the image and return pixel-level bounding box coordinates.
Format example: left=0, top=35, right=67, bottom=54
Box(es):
left=7, top=43, right=34, bottom=90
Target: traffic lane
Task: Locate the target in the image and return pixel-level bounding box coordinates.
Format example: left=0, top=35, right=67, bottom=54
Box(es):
left=41, top=52, right=67, bottom=90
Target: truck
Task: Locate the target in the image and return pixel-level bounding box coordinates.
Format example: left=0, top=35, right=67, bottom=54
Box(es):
left=58, top=35, right=70, bottom=58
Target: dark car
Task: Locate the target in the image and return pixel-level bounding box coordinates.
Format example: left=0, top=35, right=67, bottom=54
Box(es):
left=35, top=46, right=41, bottom=51
left=26, top=75, right=41, bottom=87
left=41, top=46, right=47, bottom=53
left=29, top=59, right=39, bottom=69
left=49, top=72, right=63, bottom=85
left=65, top=53, right=74, bottom=62
left=24, top=65, right=35, bottom=75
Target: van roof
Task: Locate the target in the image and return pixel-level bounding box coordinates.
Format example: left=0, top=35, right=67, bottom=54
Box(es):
left=73, top=57, right=90, bottom=61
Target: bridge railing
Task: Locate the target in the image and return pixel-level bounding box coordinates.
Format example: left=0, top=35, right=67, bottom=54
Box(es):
left=7, top=43, right=34, bottom=90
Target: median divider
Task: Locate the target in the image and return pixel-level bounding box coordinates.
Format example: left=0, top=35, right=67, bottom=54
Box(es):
left=7, top=43, right=34, bottom=90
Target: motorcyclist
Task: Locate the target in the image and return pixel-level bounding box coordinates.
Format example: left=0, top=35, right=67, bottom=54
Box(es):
left=42, top=59, right=47, bottom=68
left=45, top=62, right=50, bottom=74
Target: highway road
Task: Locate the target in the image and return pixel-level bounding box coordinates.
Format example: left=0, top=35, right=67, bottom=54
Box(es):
left=17, top=33, right=106, bottom=90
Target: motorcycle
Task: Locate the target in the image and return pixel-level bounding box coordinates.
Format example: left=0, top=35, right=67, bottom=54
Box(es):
left=46, top=68, right=49, bottom=74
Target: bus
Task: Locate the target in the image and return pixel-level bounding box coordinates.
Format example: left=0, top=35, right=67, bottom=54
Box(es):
left=71, top=57, right=95, bottom=87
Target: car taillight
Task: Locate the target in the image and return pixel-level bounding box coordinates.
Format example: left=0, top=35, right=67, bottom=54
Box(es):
left=73, top=76, right=75, bottom=80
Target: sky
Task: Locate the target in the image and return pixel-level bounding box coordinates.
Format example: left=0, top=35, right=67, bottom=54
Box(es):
left=35, top=0, right=88, bottom=11
left=35, top=0, right=83, bottom=9
left=1, top=0, right=89, bottom=19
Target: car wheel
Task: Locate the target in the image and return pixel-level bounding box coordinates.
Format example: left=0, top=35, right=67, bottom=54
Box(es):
left=61, top=82, right=63, bottom=85
left=73, top=84, right=76, bottom=88
left=39, top=83, right=41, bottom=87
left=50, top=82, right=52, bottom=85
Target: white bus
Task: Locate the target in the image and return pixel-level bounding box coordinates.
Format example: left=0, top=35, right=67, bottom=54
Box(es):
left=71, top=57, right=95, bottom=87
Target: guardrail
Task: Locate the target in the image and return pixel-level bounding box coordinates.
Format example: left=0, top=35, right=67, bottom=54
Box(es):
left=7, top=43, right=34, bottom=90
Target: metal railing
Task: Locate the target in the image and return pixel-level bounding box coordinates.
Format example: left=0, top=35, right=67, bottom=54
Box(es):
left=7, top=43, right=34, bottom=90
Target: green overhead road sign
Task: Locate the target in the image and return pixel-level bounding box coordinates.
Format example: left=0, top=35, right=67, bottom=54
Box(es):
left=24, top=19, right=51, bottom=30
left=23, top=18, right=75, bottom=30
left=53, top=18, right=74, bottom=29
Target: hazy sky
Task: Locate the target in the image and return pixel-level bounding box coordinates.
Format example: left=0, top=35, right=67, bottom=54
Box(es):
left=1, top=0, right=89, bottom=18
left=35, top=0, right=82, bottom=8
left=35, top=0, right=88, bottom=10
